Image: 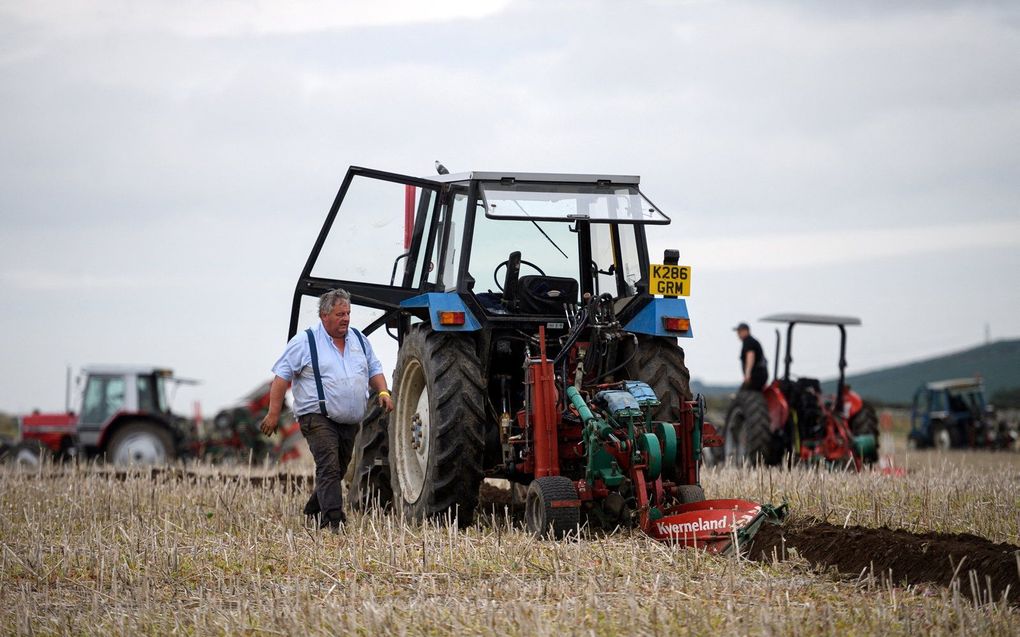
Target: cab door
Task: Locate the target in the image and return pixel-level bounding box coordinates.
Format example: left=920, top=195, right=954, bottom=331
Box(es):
left=289, top=167, right=444, bottom=339
left=77, top=373, right=129, bottom=447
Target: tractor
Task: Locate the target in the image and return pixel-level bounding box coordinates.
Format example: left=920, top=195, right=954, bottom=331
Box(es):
left=10, top=368, right=304, bottom=467
left=908, top=378, right=1017, bottom=450
left=720, top=314, right=878, bottom=469
left=287, top=165, right=781, bottom=549
left=15, top=366, right=197, bottom=466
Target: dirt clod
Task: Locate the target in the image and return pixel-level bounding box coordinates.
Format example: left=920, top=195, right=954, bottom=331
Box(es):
left=747, top=520, right=1020, bottom=603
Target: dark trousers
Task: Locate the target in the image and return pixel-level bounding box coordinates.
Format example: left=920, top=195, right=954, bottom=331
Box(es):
left=747, top=368, right=769, bottom=392
left=298, top=413, right=357, bottom=523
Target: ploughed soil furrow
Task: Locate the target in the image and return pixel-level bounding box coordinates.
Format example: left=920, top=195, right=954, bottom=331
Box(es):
left=747, top=521, right=1020, bottom=603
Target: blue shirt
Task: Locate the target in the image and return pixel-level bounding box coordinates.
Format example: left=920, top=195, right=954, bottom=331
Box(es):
left=271, top=321, right=385, bottom=423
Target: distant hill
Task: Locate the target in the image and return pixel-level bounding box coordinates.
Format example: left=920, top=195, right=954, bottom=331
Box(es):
left=829, top=339, right=1020, bottom=406
left=690, top=379, right=738, bottom=397
left=692, top=339, right=1020, bottom=406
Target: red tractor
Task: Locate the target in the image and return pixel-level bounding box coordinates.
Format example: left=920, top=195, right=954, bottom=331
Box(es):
left=13, top=366, right=197, bottom=466
left=9, top=368, right=303, bottom=467
left=721, top=314, right=879, bottom=469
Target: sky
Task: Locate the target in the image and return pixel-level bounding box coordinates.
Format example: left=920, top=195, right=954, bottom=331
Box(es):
left=1, top=0, right=1018, bottom=415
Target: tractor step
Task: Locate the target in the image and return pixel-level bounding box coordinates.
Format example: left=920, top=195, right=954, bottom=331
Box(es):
left=643, top=498, right=788, bottom=553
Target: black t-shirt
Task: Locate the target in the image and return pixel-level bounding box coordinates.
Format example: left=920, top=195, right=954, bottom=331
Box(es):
left=740, top=335, right=768, bottom=374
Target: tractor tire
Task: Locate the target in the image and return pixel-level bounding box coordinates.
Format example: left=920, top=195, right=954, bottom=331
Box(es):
left=677, top=484, right=705, bottom=504
left=7, top=440, right=48, bottom=468
left=388, top=326, right=485, bottom=527
left=525, top=476, right=580, bottom=539
left=723, top=390, right=780, bottom=466
left=849, top=402, right=880, bottom=464
left=348, top=402, right=393, bottom=511
left=624, top=335, right=692, bottom=420
left=931, top=420, right=959, bottom=450
left=107, top=421, right=176, bottom=466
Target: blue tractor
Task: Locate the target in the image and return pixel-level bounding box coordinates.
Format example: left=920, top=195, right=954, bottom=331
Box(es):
left=908, top=378, right=1015, bottom=450
left=283, top=165, right=780, bottom=545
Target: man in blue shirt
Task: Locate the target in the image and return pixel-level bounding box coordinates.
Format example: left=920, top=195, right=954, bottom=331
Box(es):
left=261, top=288, right=394, bottom=529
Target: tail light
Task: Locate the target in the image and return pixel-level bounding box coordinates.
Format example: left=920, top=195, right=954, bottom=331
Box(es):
left=663, top=317, right=691, bottom=333
left=438, top=311, right=466, bottom=326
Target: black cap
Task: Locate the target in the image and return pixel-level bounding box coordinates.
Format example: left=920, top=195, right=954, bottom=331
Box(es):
left=733, top=322, right=750, bottom=331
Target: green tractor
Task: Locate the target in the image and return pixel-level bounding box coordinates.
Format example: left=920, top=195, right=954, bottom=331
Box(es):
left=288, top=166, right=781, bottom=548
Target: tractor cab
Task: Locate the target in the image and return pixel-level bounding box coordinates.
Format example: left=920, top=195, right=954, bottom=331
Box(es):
left=289, top=168, right=698, bottom=477
left=75, top=366, right=196, bottom=454
left=289, top=167, right=692, bottom=342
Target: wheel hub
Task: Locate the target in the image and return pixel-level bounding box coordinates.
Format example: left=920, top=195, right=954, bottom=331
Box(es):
left=111, top=430, right=167, bottom=465
left=411, top=414, right=423, bottom=450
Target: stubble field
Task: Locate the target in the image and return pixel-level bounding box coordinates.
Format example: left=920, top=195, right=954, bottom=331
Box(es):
left=1, top=436, right=1018, bottom=636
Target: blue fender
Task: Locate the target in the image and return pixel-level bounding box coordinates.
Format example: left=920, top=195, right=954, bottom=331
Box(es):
left=399, top=292, right=482, bottom=332
left=624, top=298, right=693, bottom=338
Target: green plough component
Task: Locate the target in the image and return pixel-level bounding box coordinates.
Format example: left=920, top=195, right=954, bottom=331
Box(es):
left=654, top=421, right=677, bottom=473
left=637, top=433, right=661, bottom=480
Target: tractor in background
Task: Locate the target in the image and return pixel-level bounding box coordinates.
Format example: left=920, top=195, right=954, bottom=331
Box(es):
left=908, top=378, right=1017, bottom=450
left=14, top=366, right=198, bottom=466
left=287, top=165, right=783, bottom=549
left=8, top=369, right=304, bottom=467
left=721, top=314, right=878, bottom=469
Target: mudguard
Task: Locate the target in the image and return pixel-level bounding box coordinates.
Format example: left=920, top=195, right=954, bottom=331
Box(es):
left=399, top=292, right=482, bottom=332
left=623, top=298, right=693, bottom=338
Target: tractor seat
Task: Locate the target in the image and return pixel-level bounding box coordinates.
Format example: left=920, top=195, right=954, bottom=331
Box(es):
left=795, top=377, right=822, bottom=395
left=516, top=275, right=578, bottom=314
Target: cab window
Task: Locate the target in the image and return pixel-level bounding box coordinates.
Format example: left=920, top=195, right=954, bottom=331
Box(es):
left=81, top=375, right=126, bottom=424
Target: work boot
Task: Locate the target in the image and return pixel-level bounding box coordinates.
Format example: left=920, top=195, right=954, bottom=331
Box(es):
left=320, top=509, right=346, bottom=533
left=303, top=491, right=321, bottom=518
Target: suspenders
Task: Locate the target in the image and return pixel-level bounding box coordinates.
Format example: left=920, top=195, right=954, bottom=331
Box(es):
left=305, top=327, right=370, bottom=418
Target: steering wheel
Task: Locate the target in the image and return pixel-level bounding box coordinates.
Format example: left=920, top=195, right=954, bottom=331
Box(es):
left=493, top=257, right=547, bottom=291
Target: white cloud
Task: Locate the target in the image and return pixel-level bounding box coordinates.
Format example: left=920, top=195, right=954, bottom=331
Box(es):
left=665, top=219, right=1020, bottom=272
left=0, top=0, right=513, bottom=38
left=0, top=270, right=148, bottom=291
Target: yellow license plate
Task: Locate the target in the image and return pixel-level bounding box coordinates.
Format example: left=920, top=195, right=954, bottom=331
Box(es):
left=649, top=264, right=692, bottom=296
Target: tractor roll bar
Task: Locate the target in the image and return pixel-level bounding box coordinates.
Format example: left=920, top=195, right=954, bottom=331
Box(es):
left=761, top=313, right=862, bottom=417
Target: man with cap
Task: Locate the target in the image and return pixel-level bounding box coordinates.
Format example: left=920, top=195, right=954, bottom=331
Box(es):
left=735, top=322, right=769, bottom=391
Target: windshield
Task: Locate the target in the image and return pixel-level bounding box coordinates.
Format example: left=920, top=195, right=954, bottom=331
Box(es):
left=947, top=387, right=985, bottom=414
left=480, top=181, right=669, bottom=224
left=469, top=210, right=643, bottom=301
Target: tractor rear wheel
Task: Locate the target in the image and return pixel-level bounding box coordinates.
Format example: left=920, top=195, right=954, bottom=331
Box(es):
left=107, top=421, right=175, bottom=466
left=723, top=390, right=779, bottom=466
left=624, top=336, right=692, bottom=419
left=849, top=402, right=880, bottom=464
left=348, top=401, right=392, bottom=511
left=388, top=326, right=485, bottom=527
left=677, top=484, right=705, bottom=503
left=931, top=420, right=958, bottom=450
left=525, top=476, right=580, bottom=539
